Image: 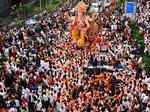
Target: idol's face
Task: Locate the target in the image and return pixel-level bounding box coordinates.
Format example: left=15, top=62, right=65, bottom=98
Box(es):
left=80, top=7, right=87, bottom=13
left=76, top=4, right=87, bottom=14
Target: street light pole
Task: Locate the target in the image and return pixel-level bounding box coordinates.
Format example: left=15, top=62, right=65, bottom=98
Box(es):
left=46, top=0, right=48, bottom=9
left=40, top=0, right=42, bottom=10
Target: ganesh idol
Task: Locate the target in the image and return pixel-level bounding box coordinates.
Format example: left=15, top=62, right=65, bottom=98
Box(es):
left=69, top=1, right=90, bottom=48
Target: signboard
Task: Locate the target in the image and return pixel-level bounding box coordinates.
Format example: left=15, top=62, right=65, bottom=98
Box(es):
left=125, top=1, right=136, bottom=20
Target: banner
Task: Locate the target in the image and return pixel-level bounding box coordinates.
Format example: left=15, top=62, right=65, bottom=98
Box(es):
left=125, top=1, right=136, bottom=20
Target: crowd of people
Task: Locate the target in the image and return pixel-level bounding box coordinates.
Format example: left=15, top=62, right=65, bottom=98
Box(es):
left=136, top=0, right=150, bottom=54
left=0, top=0, right=150, bottom=112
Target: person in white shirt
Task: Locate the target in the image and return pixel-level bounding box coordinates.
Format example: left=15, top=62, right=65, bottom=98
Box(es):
left=35, top=100, right=42, bottom=112
left=8, top=107, right=18, bottom=112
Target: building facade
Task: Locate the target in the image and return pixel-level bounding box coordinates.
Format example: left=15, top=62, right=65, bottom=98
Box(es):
left=0, top=0, right=10, bottom=17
